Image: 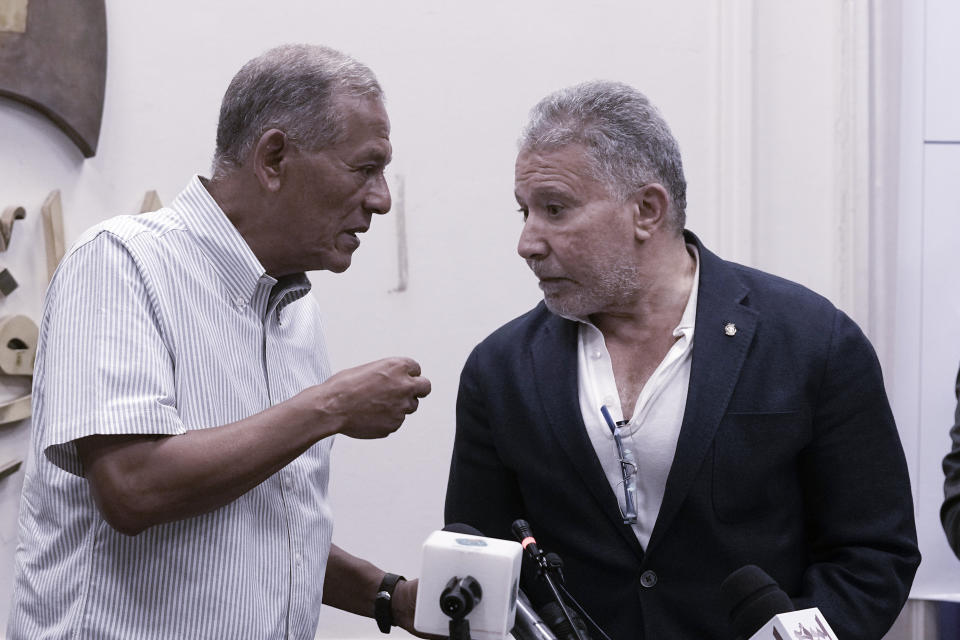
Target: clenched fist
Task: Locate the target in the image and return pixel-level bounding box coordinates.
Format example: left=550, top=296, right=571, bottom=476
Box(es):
left=308, top=357, right=432, bottom=439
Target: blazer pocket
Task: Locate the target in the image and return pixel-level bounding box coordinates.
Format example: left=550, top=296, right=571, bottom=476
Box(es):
left=712, top=409, right=808, bottom=524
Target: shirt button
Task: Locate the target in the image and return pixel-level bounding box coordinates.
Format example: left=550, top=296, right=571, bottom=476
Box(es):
left=234, top=297, right=245, bottom=308
left=640, top=570, right=657, bottom=588
left=592, top=351, right=603, bottom=360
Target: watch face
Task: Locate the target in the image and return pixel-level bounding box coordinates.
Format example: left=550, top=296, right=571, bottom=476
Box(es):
left=377, top=591, right=391, bottom=600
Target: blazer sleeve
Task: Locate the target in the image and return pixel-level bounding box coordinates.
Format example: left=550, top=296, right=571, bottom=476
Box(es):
left=941, top=363, right=960, bottom=559
left=444, top=346, right=525, bottom=543
left=793, top=309, right=920, bottom=639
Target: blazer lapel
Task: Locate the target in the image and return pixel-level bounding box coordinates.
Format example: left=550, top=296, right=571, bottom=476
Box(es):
left=645, top=236, right=758, bottom=555
left=530, top=312, right=646, bottom=560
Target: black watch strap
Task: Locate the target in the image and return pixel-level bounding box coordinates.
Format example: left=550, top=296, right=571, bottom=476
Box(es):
left=374, top=572, right=407, bottom=634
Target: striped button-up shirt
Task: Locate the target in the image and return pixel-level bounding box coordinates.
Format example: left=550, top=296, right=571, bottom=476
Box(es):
left=8, top=176, right=335, bottom=639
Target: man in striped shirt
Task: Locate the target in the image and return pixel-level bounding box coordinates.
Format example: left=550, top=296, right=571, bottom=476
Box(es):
left=8, top=44, right=430, bottom=639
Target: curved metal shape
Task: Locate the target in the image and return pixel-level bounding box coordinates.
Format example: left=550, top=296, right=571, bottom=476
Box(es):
left=0, top=0, right=107, bottom=157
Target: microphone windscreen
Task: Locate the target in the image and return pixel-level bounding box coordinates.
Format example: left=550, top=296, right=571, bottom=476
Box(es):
left=720, top=565, right=794, bottom=639
left=512, top=519, right=535, bottom=542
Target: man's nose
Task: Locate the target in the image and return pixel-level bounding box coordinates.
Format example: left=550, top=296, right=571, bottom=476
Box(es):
left=517, top=216, right=548, bottom=260
left=366, top=173, right=391, bottom=215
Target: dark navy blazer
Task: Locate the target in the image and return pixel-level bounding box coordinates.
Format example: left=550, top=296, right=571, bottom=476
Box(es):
left=941, top=365, right=960, bottom=559
left=445, top=232, right=920, bottom=640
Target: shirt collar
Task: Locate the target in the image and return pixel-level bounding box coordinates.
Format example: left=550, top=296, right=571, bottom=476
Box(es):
left=673, top=243, right=700, bottom=340
left=170, top=175, right=311, bottom=308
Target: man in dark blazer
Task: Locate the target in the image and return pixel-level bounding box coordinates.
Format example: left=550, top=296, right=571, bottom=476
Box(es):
left=942, top=364, right=960, bottom=559
left=444, top=81, right=919, bottom=640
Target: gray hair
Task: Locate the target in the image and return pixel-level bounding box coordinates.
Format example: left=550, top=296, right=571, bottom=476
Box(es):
left=211, top=44, right=383, bottom=176
left=520, top=80, right=687, bottom=231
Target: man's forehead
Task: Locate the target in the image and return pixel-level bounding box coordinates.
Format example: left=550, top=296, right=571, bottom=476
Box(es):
left=515, top=145, right=592, bottom=184
left=331, top=95, right=392, bottom=160
left=516, top=144, right=591, bottom=170
left=336, top=94, right=390, bottom=132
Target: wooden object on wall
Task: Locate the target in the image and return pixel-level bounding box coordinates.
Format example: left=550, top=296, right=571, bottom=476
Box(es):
left=41, top=188, right=64, bottom=282
left=0, top=205, right=25, bottom=251
left=0, top=314, right=37, bottom=376
left=389, top=174, right=408, bottom=293
left=0, top=0, right=107, bottom=157
left=0, top=395, right=29, bottom=425
left=0, top=459, right=22, bottom=480
left=0, top=0, right=28, bottom=33
left=0, top=268, right=16, bottom=298
left=139, top=190, right=162, bottom=214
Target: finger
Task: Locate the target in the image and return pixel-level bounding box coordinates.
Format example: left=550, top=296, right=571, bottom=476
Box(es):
left=412, top=376, right=432, bottom=397
left=404, top=358, right=422, bottom=377
left=404, top=397, right=419, bottom=414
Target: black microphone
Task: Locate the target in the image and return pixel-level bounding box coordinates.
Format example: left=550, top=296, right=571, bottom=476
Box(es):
left=443, top=523, right=557, bottom=640
left=720, top=565, right=795, bottom=639
left=512, top=519, right=546, bottom=563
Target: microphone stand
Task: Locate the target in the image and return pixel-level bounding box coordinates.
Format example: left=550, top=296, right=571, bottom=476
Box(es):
left=513, top=519, right=612, bottom=640
left=531, top=553, right=587, bottom=640
left=448, top=616, right=472, bottom=640
left=538, top=553, right=613, bottom=640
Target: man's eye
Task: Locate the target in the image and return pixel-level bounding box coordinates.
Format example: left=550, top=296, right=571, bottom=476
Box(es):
left=545, top=204, right=563, bottom=217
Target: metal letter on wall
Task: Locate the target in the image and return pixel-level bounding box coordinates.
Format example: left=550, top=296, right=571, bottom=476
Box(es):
left=0, top=0, right=107, bottom=157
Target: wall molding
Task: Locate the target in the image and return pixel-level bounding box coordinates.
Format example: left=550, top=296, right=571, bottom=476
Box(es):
left=833, top=0, right=873, bottom=328
left=712, top=0, right=757, bottom=267
left=866, top=0, right=907, bottom=365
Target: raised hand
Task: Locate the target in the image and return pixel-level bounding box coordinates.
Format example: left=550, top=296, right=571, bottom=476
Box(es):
left=311, top=357, right=432, bottom=439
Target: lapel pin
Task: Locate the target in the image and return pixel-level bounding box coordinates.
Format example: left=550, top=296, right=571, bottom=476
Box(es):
left=724, top=322, right=737, bottom=336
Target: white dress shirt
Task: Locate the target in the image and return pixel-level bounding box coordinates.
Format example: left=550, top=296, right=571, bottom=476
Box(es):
left=577, top=246, right=700, bottom=549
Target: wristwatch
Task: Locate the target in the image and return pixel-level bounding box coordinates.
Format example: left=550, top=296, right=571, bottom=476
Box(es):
left=374, top=572, right=407, bottom=634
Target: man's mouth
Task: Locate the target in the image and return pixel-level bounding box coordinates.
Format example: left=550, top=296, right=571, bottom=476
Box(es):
left=535, top=275, right=574, bottom=295
left=340, top=226, right=368, bottom=250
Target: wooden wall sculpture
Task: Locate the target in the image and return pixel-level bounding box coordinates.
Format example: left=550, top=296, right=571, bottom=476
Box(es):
left=0, top=0, right=107, bottom=157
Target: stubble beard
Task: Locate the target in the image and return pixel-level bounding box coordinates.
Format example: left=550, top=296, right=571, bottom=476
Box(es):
left=533, top=257, right=643, bottom=320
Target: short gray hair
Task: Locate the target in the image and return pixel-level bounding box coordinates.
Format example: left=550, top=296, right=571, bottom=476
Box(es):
left=520, top=80, right=687, bottom=230
left=212, top=44, right=383, bottom=176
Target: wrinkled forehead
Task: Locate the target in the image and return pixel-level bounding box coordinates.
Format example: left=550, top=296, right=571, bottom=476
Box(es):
left=327, top=94, right=392, bottom=157
left=516, top=141, right=591, bottom=167
left=514, top=143, right=609, bottom=199
left=514, top=142, right=604, bottom=186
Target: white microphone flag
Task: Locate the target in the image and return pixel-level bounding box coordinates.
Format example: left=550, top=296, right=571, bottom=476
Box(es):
left=747, top=607, right=839, bottom=640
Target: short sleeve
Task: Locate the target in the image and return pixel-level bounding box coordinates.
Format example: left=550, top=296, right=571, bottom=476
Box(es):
left=36, top=230, right=185, bottom=475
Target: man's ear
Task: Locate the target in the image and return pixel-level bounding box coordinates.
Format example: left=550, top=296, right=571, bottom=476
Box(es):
left=632, top=183, right=671, bottom=241
left=251, top=128, right=290, bottom=192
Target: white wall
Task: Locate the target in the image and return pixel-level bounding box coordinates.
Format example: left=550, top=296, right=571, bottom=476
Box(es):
left=0, top=1, right=907, bottom=638
left=886, top=0, right=960, bottom=604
